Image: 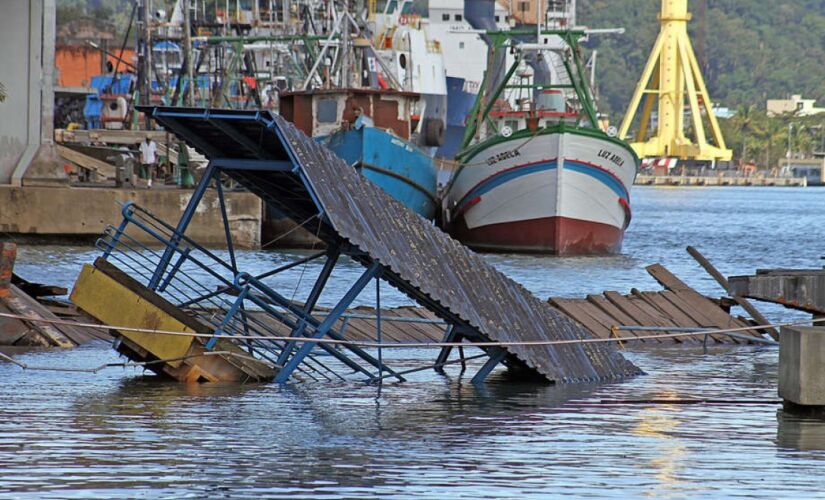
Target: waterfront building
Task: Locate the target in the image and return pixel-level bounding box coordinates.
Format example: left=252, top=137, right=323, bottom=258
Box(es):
left=767, top=95, right=825, bottom=117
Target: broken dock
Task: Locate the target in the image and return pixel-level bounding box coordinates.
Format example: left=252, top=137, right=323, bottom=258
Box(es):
left=69, top=107, right=641, bottom=385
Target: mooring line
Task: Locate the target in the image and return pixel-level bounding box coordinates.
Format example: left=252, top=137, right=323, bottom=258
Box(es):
left=0, top=349, right=289, bottom=377
left=0, top=311, right=820, bottom=349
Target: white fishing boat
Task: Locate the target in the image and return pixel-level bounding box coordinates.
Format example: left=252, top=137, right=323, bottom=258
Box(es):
left=443, top=28, right=638, bottom=255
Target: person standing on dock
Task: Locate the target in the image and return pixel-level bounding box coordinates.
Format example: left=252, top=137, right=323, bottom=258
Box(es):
left=139, top=135, right=158, bottom=188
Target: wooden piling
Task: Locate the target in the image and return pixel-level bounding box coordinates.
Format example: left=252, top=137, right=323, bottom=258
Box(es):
left=0, top=243, right=17, bottom=298
left=686, top=246, right=779, bottom=340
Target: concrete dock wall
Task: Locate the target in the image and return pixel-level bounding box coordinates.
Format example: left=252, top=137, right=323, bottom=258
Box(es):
left=0, top=186, right=262, bottom=248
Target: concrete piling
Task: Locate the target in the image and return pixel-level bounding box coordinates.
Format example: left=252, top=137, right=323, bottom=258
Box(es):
left=779, top=326, right=825, bottom=412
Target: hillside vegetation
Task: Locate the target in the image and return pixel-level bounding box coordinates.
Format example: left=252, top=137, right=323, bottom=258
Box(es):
left=579, top=0, right=825, bottom=117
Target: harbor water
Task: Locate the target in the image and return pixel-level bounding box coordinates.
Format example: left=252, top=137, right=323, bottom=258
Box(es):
left=4, top=186, right=825, bottom=497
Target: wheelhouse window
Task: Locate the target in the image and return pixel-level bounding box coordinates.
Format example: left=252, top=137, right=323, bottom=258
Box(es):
left=317, top=99, right=338, bottom=123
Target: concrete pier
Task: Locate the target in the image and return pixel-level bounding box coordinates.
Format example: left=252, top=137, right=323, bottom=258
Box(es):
left=636, top=174, right=806, bottom=187
left=779, top=326, right=825, bottom=410
left=0, top=186, right=262, bottom=248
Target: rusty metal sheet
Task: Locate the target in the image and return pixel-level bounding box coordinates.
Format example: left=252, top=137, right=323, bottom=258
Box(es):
left=147, top=107, right=641, bottom=383
left=729, top=271, right=825, bottom=315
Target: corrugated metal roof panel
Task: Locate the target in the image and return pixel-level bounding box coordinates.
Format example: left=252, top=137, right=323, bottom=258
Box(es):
left=147, top=107, right=641, bottom=383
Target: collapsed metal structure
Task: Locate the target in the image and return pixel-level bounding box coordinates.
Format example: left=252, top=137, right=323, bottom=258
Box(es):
left=95, top=106, right=640, bottom=384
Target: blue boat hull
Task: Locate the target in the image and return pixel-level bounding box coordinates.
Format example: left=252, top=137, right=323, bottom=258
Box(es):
left=320, top=128, right=438, bottom=219
left=436, top=76, right=477, bottom=159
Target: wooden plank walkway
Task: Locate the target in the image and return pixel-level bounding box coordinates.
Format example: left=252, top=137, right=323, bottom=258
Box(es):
left=237, top=264, right=766, bottom=346
left=548, top=265, right=765, bottom=345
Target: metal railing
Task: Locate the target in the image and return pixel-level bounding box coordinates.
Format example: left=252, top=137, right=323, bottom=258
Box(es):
left=96, top=202, right=366, bottom=382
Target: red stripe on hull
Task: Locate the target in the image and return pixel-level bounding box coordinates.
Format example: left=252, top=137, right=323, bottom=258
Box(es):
left=449, top=216, right=624, bottom=255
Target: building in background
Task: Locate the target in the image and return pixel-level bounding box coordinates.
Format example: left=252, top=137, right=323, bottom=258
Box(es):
left=767, top=95, right=825, bottom=117
left=55, top=18, right=135, bottom=89
left=779, top=157, right=825, bottom=185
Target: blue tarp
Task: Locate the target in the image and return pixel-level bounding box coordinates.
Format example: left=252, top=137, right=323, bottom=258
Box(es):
left=83, top=74, right=134, bottom=129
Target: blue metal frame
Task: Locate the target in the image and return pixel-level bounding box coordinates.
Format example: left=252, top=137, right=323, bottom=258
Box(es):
left=471, top=347, right=508, bottom=384
left=148, top=162, right=216, bottom=290
left=275, top=246, right=340, bottom=366
left=215, top=178, right=237, bottom=272
left=237, top=272, right=404, bottom=382
left=109, top=107, right=518, bottom=385
left=206, top=286, right=249, bottom=350
left=275, top=261, right=383, bottom=383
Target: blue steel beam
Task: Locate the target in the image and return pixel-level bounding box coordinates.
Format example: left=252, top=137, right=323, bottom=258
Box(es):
left=275, top=247, right=341, bottom=366
left=101, top=202, right=135, bottom=259
left=274, top=262, right=383, bottom=383
left=215, top=178, right=238, bottom=272
left=210, top=158, right=294, bottom=171
left=148, top=163, right=216, bottom=290
left=206, top=287, right=249, bottom=350
left=434, top=325, right=457, bottom=373
left=240, top=274, right=405, bottom=382
left=470, top=347, right=508, bottom=385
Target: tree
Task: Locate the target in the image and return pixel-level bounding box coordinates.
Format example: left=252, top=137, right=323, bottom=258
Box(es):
left=757, top=116, right=787, bottom=169
left=730, top=104, right=763, bottom=164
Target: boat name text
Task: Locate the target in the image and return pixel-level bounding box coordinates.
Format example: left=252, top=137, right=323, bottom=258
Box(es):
left=597, top=149, right=625, bottom=167
left=486, top=149, right=521, bottom=166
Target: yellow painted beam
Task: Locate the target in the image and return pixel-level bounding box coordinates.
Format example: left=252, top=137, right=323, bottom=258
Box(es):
left=71, top=264, right=195, bottom=366
left=620, top=0, right=732, bottom=162
left=71, top=262, right=276, bottom=382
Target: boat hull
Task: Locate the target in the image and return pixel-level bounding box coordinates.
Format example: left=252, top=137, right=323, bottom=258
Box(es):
left=445, top=127, right=638, bottom=255
left=437, top=76, right=477, bottom=159
left=321, top=127, right=438, bottom=219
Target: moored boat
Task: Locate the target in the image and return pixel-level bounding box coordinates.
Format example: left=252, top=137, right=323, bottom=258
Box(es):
left=279, top=88, right=439, bottom=219
left=443, top=29, right=639, bottom=255
left=446, top=122, right=636, bottom=254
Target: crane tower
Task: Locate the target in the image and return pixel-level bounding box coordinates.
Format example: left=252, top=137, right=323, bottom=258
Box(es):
left=618, top=0, right=732, bottom=162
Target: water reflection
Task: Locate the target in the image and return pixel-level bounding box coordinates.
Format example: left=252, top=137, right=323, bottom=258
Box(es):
left=6, top=187, right=825, bottom=496
left=776, top=410, right=825, bottom=453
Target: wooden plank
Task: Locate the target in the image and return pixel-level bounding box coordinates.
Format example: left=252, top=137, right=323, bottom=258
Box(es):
left=603, top=291, right=685, bottom=341
left=576, top=300, right=637, bottom=340
left=687, top=246, right=779, bottom=340
left=56, top=128, right=167, bottom=145
left=626, top=294, right=693, bottom=343
left=388, top=307, right=446, bottom=342
left=672, top=289, right=749, bottom=333
left=658, top=290, right=733, bottom=344
left=549, top=298, right=615, bottom=340
left=57, top=145, right=116, bottom=179
left=647, top=263, right=761, bottom=343
left=633, top=290, right=702, bottom=343
left=645, top=263, right=693, bottom=292
left=585, top=295, right=650, bottom=342
left=0, top=302, right=43, bottom=346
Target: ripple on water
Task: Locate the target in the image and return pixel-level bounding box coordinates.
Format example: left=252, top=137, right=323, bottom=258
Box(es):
left=4, top=187, right=825, bottom=497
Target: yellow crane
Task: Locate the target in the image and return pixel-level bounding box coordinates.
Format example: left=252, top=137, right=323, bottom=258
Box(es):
left=618, top=0, right=732, bottom=162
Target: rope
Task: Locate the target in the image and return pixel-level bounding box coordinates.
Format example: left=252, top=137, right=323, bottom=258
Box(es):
left=259, top=213, right=319, bottom=249
left=0, top=310, right=819, bottom=350
left=0, top=349, right=283, bottom=376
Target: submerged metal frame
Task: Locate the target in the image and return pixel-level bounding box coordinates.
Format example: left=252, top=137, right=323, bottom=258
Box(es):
left=122, top=106, right=582, bottom=385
